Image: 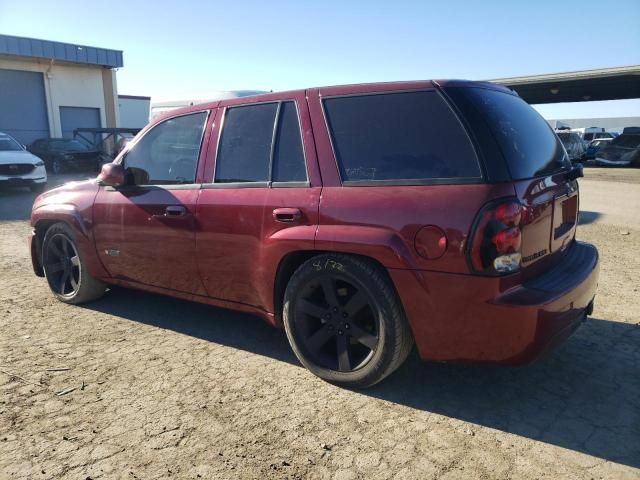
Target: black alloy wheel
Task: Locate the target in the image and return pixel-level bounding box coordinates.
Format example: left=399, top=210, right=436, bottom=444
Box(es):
left=294, top=272, right=380, bottom=372
left=43, top=233, right=81, bottom=297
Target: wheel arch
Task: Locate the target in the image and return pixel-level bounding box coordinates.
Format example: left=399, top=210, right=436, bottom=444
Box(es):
left=272, top=249, right=401, bottom=327
left=31, top=207, right=109, bottom=280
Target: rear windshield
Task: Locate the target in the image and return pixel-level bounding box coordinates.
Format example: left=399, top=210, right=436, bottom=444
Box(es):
left=447, top=87, right=570, bottom=180
left=323, top=91, right=481, bottom=183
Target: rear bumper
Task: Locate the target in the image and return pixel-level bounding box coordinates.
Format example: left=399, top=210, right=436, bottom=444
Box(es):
left=389, top=241, right=599, bottom=365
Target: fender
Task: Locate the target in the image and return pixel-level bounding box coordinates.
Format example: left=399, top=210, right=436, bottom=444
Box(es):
left=32, top=203, right=89, bottom=237
left=314, top=224, right=420, bottom=270
left=251, top=225, right=318, bottom=317
left=31, top=202, right=110, bottom=280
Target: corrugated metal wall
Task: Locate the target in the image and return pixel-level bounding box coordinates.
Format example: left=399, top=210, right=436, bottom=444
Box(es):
left=60, top=106, right=101, bottom=140
left=0, top=68, right=50, bottom=145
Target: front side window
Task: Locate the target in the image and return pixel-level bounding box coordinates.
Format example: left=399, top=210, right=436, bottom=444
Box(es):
left=323, top=91, right=481, bottom=183
left=215, top=101, right=307, bottom=184
left=123, top=111, right=208, bottom=185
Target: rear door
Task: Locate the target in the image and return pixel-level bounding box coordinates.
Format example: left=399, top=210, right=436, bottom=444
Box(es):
left=445, top=86, right=576, bottom=276
left=196, top=95, right=320, bottom=310
left=93, top=110, right=211, bottom=294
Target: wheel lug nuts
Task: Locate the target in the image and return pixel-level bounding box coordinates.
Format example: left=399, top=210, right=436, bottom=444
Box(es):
left=332, top=307, right=338, bottom=313
left=344, top=324, right=350, bottom=329
left=338, top=330, right=343, bottom=335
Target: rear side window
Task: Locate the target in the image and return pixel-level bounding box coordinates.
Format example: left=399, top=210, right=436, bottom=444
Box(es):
left=215, top=103, right=278, bottom=183
left=446, top=87, right=570, bottom=180
left=323, top=91, right=481, bottom=183
left=215, top=101, right=307, bottom=184
left=272, top=102, right=307, bottom=182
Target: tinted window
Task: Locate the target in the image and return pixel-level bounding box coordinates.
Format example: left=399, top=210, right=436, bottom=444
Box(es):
left=323, top=91, right=480, bottom=182
left=124, top=112, right=207, bottom=185
left=215, top=103, right=278, bottom=183
left=272, top=102, right=306, bottom=182
left=447, top=87, right=569, bottom=179
left=50, top=140, right=89, bottom=152
left=583, top=133, right=594, bottom=141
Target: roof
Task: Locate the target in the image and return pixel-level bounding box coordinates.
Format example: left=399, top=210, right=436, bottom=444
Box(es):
left=0, top=34, right=123, bottom=68
left=118, top=95, right=151, bottom=100
left=491, top=65, right=640, bottom=104
left=149, top=80, right=515, bottom=124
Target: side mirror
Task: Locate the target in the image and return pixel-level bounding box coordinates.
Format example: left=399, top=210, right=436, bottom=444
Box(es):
left=97, top=162, right=125, bottom=187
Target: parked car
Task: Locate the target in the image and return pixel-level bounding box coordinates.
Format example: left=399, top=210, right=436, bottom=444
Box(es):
left=572, top=127, right=614, bottom=143
left=29, top=80, right=599, bottom=388
left=28, top=138, right=102, bottom=174
left=556, top=131, right=587, bottom=162
left=594, top=133, right=640, bottom=167
left=0, top=132, right=47, bottom=192
left=583, top=137, right=613, bottom=160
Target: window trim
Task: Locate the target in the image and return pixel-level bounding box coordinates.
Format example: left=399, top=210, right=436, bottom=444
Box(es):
left=211, top=100, right=309, bottom=188
left=117, top=109, right=210, bottom=188
left=320, top=89, right=485, bottom=186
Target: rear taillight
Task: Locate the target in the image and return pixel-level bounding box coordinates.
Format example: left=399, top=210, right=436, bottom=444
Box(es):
left=469, top=199, right=524, bottom=275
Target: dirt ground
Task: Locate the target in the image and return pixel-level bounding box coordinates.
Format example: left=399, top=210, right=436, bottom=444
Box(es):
left=1, top=169, right=639, bottom=479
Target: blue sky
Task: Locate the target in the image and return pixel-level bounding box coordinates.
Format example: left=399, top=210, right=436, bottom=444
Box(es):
left=1, top=0, right=639, bottom=119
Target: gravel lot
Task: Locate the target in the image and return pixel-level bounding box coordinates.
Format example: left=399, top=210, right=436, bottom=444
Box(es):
left=1, top=169, right=639, bottom=479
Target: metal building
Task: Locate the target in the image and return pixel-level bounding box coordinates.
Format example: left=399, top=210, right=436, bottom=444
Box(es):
left=0, top=34, right=122, bottom=145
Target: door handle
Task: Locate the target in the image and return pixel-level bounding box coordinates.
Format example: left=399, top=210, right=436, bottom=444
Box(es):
left=165, top=205, right=187, bottom=217
left=150, top=205, right=188, bottom=220
left=273, top=207, right=302, bottom=223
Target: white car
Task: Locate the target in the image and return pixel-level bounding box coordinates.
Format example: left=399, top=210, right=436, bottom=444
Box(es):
left=0, top=132, right=47, bottom=193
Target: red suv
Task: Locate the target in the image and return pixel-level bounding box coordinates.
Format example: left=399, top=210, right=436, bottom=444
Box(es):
left=29, top=81, right=599, bottom=388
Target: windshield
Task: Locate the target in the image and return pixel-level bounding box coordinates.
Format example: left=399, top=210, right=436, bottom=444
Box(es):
left=447, top=87, right=570, bottom=180
left=0, top=136, right=23, bottom=152
left=50, top=140, right=90, bottom=152
left=610, top=134, right=640, bottom=148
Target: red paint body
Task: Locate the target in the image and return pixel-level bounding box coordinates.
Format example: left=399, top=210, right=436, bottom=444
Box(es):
left=29, top=80, right=599, bottom=364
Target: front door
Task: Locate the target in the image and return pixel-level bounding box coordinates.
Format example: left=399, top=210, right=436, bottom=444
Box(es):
left=93, top=110, right=211, bottom=295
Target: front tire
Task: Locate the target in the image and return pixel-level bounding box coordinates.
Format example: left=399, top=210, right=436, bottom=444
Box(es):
left=42, top=222, right=106, bottom=304
left=30, top=183, right=46, bottom=194
left=283, top=254, right=413, bottom=388
left=51, top=158, right=63, bottom=174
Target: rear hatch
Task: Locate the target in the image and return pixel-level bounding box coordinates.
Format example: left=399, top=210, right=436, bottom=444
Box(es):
left=444, top=85, right=577, bottom=277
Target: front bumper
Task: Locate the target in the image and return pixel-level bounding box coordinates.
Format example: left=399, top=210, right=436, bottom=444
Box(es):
left=0, top=176, right=46, bottom=187
left=0, top=165, right=47, bottom=186
left=389, top=241, right=599, bottom=364
left=594, top=157, right=630, bottom=167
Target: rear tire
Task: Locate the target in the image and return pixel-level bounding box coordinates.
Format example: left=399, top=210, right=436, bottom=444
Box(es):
left=282, top=254, right=413, bottom=388
left=42, top=222, right=106, bottom=304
